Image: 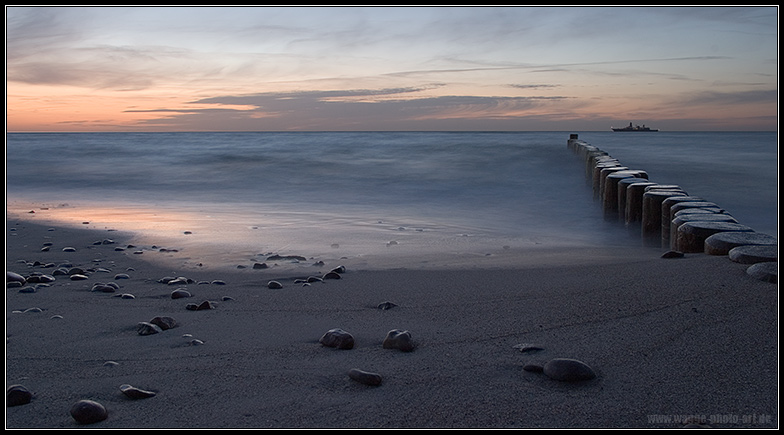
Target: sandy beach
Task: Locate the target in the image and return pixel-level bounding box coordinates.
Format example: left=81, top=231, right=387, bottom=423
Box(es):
left=5, top=218, right=778, bottom=429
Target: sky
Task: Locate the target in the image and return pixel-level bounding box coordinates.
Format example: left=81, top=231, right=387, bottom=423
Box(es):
left=5, top=6, right=779, bottom=132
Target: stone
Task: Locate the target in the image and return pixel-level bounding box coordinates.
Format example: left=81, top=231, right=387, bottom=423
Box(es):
left=746, top=262, right=777, bottom=283
left=728, top=245, right=778, bottom=264
left=704, top=232, right=777, bottom=255
left=252, top=262, right=268, bottom=269
left=6, top=385, right=33, bottom=407
left=348, top=368, right=383, bottom=386
left=70, top=399, right=108, bottom=424
left=137, top=322, right=163, bottom=335
left=661, top=250, right=685, bottom=259
left=542, top=358, right=597, bottom=382
left=7, top=271, right=26, bottom=285
left=382, top=329, right=415, bottom=352
left=149, top=316, right=177, bottom=331
left=185, top=300, right=213, bottom=311
left=119, top=384, right=157, bottom=399
left=267, top=280, right=283, bottom=289
left=377, top=301, right=397, bottom=310
left=170, top=288, right=191, bottom=299
left=322, top=271, right=341, bottom=280
left=319, top=328, right=355, bottom=350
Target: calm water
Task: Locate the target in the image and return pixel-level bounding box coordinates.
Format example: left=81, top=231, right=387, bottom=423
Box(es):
left=6, top=131, right=777, bottom=268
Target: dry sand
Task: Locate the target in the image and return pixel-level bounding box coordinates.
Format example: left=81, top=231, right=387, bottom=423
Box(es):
left=5, top=219, right=778, bottom=429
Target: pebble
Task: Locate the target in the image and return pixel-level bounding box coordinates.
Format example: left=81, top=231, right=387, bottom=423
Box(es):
left=149, top=316, right=177, bottom=331
left=6, top=384, right=33, bottom=407
left=171, top=288, right=192, bottom=299
left=7, top=271, right=26, bottom=285
left=70, top=274, right=90, bottom=280
left=70, top=399, right=108, bottom=424
left=542, top=358, right=597, bottom=382
left=319, top=328, right=355, bottom=350
left=660, top=250, right=684, bottom=259
left=253, top=262, right=268, bottom=269
left=348, top=368, right=383, bottom=386
left=268, top=280, right=283, bottom=289
left=137, top=322, right=163, bottom=335
left=513, top=343, right=545, bottom=353
left=185, top=300, right=214, bottom=311
left=91, top=283, right=117, bottom=293
left=377, top=301, right=397, bottom=310
left=322, top=271, right=341, bottom=280
left=119, top=384, right=157, bottom=399
left=382, top=329, right=415, bottom=352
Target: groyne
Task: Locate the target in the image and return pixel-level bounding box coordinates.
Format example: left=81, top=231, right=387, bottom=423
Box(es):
left=567, top=134, right=777, bottom=283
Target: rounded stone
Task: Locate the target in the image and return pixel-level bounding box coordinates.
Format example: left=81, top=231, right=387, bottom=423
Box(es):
left=382, top=329, right=415, bottom=352
left=542, top=358, right=597, bottom=382
left=676, top=221, right=754, bottom=253
left=7, top=271, right=26, bottom=285
left=119, top=384, right=157, bottom=399
left=319, top=328, right=355, bottom=350
left=746, top=262, right=777, bottom=283
left=170, top=288, right=191, bottom=299
left=149, top=316, right=177, bottom=331
left=729, top=245, right=778, bottom=264
left=6, top=385, right=33, bottom=407
left=348, top=368, right=383, bottom=386
left=137, top=322, right=163, bottom=335
left=267, top=280, right=283, bottom=289
left=69, top=399, right=108, bottom=424
left=704, top=232, right=777, bottom=255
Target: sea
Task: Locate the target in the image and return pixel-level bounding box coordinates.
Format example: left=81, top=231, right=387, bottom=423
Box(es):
left=5, top=131, right=778, bottom=270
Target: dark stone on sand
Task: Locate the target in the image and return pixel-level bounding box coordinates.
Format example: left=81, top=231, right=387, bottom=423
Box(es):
left=119, top=384, right=157, bottom=400
left=62, top=247, right=77, bottom=252
left=137, top=322, right=163, bottom=335
left=70, top=399, right=108, bottom=424
left=377, top=301, right=397, bottom=310
left=267, top=254, right=307, bottom=262
left=114, top=273, right=130, bottom=280
left=171, top=288, right=191, bottom=299
left=729, top=245, right=778, bottom=264
left=149, top=316, right=177, bottom=331
left=382, top=329, right=415, bottom=352
left=331, top=265, right=346, bottom=274
left=26, top=274, right=55, bottom=283
left=253, top=262, right=268, bottom=269
left=513, top=343, right=545, bottom=353
left=267, top=280, right=283, bottom=289
left=186, top=300, right=214, bottom=311
left=18, top=286, right=37, bottom=293
left=746, top=262, right=777, bottom=283
left=70, top=274, right=89, bottom=280
left=542, top=358, right=597, bottom=382
left=7, top=271, right=26, bottom=285
left=661, top=250, right=685, bottom=259
left=91, top=283, right=117, bottom=293
left=348, top=368, right=383, bottom=386
left=703, top=232, right=777, bottom=256
left=323, top=271, right=341, bottom=280
left=6, top=385, right=33, bottom=407
left=319, top=328, right=355, bottom=350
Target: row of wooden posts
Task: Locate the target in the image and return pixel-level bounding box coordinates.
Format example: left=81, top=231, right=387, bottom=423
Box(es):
left=566, top=134, right=774, bottom=255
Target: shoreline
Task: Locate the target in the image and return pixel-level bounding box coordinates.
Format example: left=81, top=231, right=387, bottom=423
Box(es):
left=6, top=219, right=778, bottom=428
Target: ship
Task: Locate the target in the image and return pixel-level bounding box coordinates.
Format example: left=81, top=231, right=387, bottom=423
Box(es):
left=612, top=122, right=658, bottom=132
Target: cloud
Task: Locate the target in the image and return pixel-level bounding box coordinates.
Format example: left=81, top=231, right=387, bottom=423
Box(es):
left=126, top=87, right=571, bottom=130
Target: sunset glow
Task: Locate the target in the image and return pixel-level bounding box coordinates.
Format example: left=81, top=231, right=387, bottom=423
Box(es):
left=6, top=6, right=778, bottom=132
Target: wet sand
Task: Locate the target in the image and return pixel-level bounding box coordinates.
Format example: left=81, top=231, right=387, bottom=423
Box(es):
left=5, top=219, right=778, bottom=428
